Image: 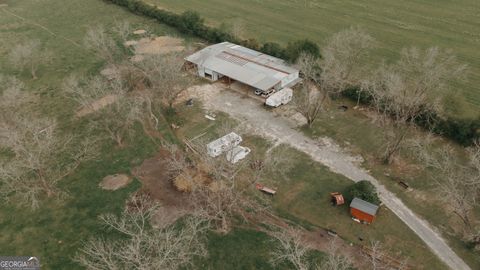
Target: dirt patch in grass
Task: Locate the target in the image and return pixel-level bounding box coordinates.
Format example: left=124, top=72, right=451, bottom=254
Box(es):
left=175, top=83, right=223, bottom=106
left=151, top=205, right=187, bottom=229
left=100, top=66, right=119, bottom=80
left=99, top=174, right=132, bottom=190
left=133, top=29, right=147, bottom=35
left=134, top=36, right=184, bottom=55
left=389, top=156, right=422, bottom=178
left=75, top=94, right=117, bottom=117
left=132, top=149, right=188, bottom=207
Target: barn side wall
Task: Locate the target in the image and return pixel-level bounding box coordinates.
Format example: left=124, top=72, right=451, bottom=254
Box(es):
left=350, top=208, right=375, bottom=223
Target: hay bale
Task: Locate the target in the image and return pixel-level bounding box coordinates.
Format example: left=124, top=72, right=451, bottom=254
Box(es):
left=173, top=173, right=193, bottom=192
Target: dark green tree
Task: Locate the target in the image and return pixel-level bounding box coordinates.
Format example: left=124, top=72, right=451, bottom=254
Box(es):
left=345, top=180, right=380, bottom=205
left=285, top=39, right=320, bottom=62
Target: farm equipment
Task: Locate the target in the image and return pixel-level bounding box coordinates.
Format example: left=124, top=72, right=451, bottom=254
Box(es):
left=256, top=183, right=276, bottom=195
left=330, top=192, right=345, bottom=206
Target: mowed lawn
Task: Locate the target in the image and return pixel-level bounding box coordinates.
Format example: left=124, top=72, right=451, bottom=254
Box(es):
left=148, top=0, right=480, bottom=115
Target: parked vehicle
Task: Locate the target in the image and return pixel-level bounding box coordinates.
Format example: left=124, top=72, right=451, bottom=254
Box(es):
left=260, top=89, right=275, bottom=98
left=254, top=89, right=263, bottom=96
left=265, top=88, right=293, bottom=107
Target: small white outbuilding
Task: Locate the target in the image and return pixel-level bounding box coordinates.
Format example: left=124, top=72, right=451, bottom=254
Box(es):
left=206, top=132, right=242, bottom=157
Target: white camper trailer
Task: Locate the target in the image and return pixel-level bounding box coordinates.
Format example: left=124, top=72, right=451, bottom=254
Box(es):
left=206, top=132, right=242, bottom=157
left=226, top=146, right=251, bottom=164
left=265, top=88, right=293, bottom=107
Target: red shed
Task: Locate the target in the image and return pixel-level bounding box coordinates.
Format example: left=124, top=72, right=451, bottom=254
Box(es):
left=350, top=197, right=379, bottom=224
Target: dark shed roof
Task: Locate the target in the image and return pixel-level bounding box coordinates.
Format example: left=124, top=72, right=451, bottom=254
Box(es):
left=350, top=197, right=379, bottom=216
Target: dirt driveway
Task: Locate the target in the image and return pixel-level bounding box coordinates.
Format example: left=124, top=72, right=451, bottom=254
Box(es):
left=186, top=83, right=470, bottom=270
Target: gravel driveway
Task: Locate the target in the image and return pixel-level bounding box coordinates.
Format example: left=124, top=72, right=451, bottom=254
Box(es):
left=194, top=84, right=470, bottom=270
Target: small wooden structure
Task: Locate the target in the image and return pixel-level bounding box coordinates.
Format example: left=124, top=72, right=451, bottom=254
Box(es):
left=350, top=198, right=379, bottom=224
left=255, top=183, right=276, bottom=195
left=330, top=192, right=345, bottom=206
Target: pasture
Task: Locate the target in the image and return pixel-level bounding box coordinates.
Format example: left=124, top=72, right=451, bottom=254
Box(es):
left=147, top=0, right=480, bottom=116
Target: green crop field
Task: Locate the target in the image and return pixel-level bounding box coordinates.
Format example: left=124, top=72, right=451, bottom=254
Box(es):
left=148, top=0, right=480, bottom=116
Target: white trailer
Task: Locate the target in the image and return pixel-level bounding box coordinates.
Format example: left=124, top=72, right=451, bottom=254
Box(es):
left=265, top=88, right=293, bottom=107
left=226, top=146, right=251, bottom=164
left=206, top=132, right=242, bottom=157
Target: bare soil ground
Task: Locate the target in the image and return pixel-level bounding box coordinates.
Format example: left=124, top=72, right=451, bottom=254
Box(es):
left=99, top=174, right=132, bottom=190
left=175, top=83, right=223, bottom=106
left=133, top=29, right=146, bottom=35
left=132, top=149, right=188, bottom=207
left=75, top=94, right=117, bottom=117
left=100, top=65, right=119, bottom=80
left=134, top=36, right=184, bottom=55
left=133, top=149, right=192, bottom=228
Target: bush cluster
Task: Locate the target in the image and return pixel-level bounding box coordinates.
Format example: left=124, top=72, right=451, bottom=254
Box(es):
left=345, top=180, right=381, bottom=205
left=104, top=0, right=318, bottom=62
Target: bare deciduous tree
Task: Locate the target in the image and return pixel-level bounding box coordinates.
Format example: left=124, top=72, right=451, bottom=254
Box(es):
left=364, top=240, right=409, bottom=270
left=76, top=195, right=209, bottom=270
left=270, top=226, right=312, bottom=270
left=140, top=53, right=192, bottom=108
left=294, top=28, right=373, bottom=127
left=84, top=25, right=119, bottom=64
left=294, top=81, right=327, bottom=128
left=415, top=141, right=480, bottom=228
left=319, top=27, right=374, bottom=96
left=113, top=20, right=132, bottom=41
left=184, top=136, right=256, bottom=232
left=0, top=75, right=27, bottom=122
left=0, top=115, right=97, bottom=209
left=0, top=81, right=97, bottom=209
left=250, top=144, right=295, bottom=184
left=63, top=74, right=153, bottom=147
left=320, top=238, right=352, bottom=270
left=9, top=40, right=52, bottom=79
left=367, top=47, right=466, bottom=163
left=270, top=227, right=354, bottom=270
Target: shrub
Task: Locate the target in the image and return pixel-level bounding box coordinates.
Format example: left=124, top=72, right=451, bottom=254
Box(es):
left=260, top=42, right=287, bottom=59
left=345, top=180, right=381, bottom=205
left=285, top=39, right=320, bottom=62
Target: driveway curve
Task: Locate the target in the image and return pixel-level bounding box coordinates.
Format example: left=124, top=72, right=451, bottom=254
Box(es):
left=195, top=85, right=470, bottom=270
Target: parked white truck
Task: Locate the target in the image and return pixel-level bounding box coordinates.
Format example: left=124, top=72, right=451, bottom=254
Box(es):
left=265, top=88, right=293, bottom=107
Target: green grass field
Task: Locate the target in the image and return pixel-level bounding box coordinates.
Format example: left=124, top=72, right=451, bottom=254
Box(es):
left=147, top=0, right=480, bottom=116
